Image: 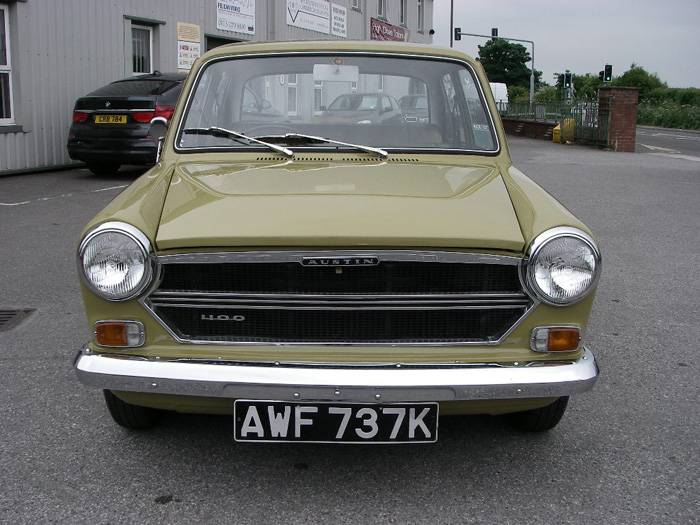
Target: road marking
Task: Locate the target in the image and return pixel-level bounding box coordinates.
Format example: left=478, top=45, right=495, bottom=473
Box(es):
left=0, top=185, right=128, bottom=207
left=638, top=131, right=700, bottom=142
left=648, top=152, right=700, bottom=162
left=640, top=143, right=681, bottom=154
left=0, top=201, right=31, bottom=206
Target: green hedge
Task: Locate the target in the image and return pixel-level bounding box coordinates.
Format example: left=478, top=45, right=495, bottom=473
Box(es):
left=637, top=100, right=700, bottom=130
left=644, top=88, right=700, bottom=106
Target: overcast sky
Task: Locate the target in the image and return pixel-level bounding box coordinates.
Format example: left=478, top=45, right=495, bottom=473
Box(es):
left=430, top=0, right=700, bottom=89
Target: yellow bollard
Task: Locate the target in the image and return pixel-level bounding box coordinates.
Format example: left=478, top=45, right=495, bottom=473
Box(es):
left=562, top=118, right=575, bottom=142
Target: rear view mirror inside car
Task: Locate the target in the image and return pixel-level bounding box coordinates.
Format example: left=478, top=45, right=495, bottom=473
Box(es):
left=313, top=64, right=359, bottom=83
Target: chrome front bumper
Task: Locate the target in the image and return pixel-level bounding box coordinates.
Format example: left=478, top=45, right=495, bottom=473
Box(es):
left=74, top=347, right=599, bottom=403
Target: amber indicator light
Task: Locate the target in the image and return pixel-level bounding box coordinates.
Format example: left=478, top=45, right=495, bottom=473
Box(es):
left=94, top=321, right=144, bottom=347
left=95, top=322, right=130, bottom=346
left=548, top=328, right=580, bottom=352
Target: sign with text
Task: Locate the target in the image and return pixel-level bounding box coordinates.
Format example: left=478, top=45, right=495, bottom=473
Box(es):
left=217, top=0, right=256, bottom=35
left=330, top=3, right=347, bottom=38
left=286, top=0, right=331, bottom=34
left=370, top=17, right=406, bottom=41
left=177, top=41, right=201, bottom=70
left=177, top=22, right=201, bottom=71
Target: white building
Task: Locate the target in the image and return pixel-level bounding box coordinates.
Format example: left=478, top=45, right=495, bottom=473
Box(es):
left=0, top=0, right=434, bottom=175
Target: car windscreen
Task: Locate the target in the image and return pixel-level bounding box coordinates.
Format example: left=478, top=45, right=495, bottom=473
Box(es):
left=89, top=80, right=180, bottom=97
left=177, top=53, right=498, bottom=153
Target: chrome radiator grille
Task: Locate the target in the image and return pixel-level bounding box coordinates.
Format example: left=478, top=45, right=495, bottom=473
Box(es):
left=144, top=251, right=531, bottom=345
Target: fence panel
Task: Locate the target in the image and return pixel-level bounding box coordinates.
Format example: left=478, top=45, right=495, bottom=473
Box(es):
left=503, top=102, right=609, bottom=147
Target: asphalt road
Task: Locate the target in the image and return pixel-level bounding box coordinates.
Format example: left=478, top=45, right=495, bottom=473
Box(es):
left=636, top=125, right=700, bottom=160
left=1, top=138, right=699, bottom=524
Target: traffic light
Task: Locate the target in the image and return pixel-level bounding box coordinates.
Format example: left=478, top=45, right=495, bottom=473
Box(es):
left=564, top=73, right=572, bottom=88
left=599, top=71, right=604, bottom=81
left=491, top=28, right=498, bottom=40
left=604, top=64, right=612, bottom=82
left=454, top=27, right=461, bottom=41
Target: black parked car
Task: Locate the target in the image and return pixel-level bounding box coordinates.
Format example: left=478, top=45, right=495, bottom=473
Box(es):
left=67, top=72, right=186, bottom=175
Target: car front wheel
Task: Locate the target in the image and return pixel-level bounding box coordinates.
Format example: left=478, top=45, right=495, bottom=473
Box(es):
left=505, top=396, right=570, bottom=432
left=103, top=390, right=161, bottom=429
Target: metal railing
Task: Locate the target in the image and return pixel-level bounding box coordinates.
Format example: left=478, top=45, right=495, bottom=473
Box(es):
left=502, top=102, right=610, bottom=146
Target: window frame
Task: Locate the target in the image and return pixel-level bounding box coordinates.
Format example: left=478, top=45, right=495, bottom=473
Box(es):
left=0, top=5, right=14, bottom=126
left=417, top=0, right=425, bottom=32
left=377, top=0, right=386, bottom=19
left=287, top=73, right=298, bottom=117
left=314, top=79, right=323, bottom=115
left=131, top=24, right=153, bottom=75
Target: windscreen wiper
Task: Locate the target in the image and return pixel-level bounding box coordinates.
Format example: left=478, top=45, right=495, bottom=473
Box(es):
left=182, top=126, right=294, bottom=158
left=255, top=133, right=388, bottom=159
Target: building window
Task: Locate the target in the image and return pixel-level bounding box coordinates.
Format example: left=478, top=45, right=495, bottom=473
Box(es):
left=351, top=0, right=361, bottom=11
left=287, top=74, right=297, bottom=116
left=417, top=0, right=425, bottom=31
left=377, top=0, right=386, bottom=19
left=314, top=80, right=323, bottom=114
left=399, top=0, right=407, bottom=26
left=0, top=5, right=14, bottom=124
left=131, top=25, right=153, bottom=74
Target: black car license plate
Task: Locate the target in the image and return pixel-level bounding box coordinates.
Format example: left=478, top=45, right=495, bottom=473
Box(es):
left=234, top=400, right=438, bottom=444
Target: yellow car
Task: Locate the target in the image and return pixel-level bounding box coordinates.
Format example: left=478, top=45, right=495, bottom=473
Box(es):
left=74, top=40, right=601, bottom=443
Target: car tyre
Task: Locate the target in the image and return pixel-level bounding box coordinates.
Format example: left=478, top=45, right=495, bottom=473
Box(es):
left=103, top=389, right=161, bottom=429
left=87, top=162, right=121, bottom=176
left=505, top=396, right=569, bottom=432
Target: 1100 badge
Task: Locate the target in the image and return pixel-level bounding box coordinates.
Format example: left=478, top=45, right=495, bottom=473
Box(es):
left=234, top=400, right=439, bottom=443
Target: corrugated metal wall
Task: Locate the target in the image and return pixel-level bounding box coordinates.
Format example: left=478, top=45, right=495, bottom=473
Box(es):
left=0, top=0, right=433, bottom=174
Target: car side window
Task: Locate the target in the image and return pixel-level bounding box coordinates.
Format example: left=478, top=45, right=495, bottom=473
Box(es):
left=459, top=70, right=496, bottom=150
left=441, top=72, right=471, bottom=148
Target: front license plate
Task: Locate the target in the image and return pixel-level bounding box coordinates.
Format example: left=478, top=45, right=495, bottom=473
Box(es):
left=94, top=114, right=127, bottom=124
left=234, top=400, right=438, bottom=444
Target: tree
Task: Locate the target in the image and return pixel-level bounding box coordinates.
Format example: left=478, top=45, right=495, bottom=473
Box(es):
left=508, top=86, right=529, bottom=103
left=534, top=86, right=559, bottom=104
left=477, top=39, right=541, bottom=89
left=572, top=73, right=603, bottom=100
left=613, top=63, right=666, bottom=100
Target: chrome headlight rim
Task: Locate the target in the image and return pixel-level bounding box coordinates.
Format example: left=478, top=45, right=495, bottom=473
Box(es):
left=78, top=221, right=154, bottom=302
left=523, top=226, right=602, bottom=307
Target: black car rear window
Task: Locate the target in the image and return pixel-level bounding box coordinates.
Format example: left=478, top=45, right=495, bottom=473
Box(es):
left=89, top=80, right=180, bottom=97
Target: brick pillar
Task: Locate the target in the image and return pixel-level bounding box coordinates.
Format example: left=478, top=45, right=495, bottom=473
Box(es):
left=598, top=87, right=640, bottom=152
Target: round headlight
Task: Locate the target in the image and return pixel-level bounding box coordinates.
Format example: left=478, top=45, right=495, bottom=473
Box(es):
left=78, top=222, right=153, bottom=301
left=524, top=227, right=601, bottom=306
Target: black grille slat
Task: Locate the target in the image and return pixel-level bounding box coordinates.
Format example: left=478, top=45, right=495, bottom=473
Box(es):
left=158, top=262, right=521, bottom=295
left=147, top=257, right=530, bottom=345
left=155, top=306, right=525, bottom=344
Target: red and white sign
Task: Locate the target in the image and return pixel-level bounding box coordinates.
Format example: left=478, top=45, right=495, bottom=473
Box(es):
left=370, top=17, right=406, bottom=41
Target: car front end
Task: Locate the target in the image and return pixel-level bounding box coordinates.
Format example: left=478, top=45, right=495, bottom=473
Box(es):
left=74, top=41, right=601, bottom=442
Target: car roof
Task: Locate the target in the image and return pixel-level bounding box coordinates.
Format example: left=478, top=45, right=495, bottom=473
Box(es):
left=199, top=40, right=477, bottom=65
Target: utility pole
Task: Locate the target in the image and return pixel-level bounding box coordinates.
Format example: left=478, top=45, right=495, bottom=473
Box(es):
left=449, top=0, right=454, bottom=48
left=453, top=28, right=536, bottom=106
